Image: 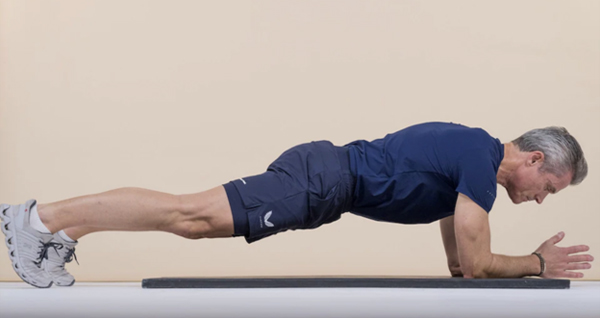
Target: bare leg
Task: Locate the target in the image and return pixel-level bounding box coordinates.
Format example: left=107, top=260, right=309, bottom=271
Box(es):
left=36, top=186, right=235, bottom=240
left=61, top=225, right=161, bottom=241
left=62, top=227, right=102, bottom=241
left=61, top=226, right=126, bottom=241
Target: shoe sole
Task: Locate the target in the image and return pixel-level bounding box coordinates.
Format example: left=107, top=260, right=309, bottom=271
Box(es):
left=0, top=204, right=53, bottom=288
left=55, top=279, right=76, bottom=287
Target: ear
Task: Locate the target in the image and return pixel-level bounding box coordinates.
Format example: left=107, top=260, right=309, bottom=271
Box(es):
left=529, top=151, right=545, bottom=166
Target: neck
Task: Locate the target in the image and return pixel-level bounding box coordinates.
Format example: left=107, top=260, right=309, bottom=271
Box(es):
left=497, top=143, right=520, bottom=188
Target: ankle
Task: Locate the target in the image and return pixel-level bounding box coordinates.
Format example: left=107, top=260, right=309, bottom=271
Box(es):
left=58, top=230, right=77, bottom=243
left=36, top=203, right=59, bottom=233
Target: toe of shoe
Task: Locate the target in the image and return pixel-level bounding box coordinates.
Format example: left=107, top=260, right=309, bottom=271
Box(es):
left=17, top=264, right=54, bottom=288
left=55, top=278, right=76, bottom=287
left=49, top=272, right=76, bottom=286
left=22, top=275, right=53, bottom=288
left=30, top=281, right=53, bottom=288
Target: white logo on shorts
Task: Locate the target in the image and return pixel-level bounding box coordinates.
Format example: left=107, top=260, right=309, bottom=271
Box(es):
left=264, top=211, right=274, bottom=227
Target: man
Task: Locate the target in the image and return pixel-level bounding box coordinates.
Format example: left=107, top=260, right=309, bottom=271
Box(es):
left=0, top=122, right=593, bottom=288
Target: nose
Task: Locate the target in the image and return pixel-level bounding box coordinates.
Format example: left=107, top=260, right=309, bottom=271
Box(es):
left=535, top=192, right=549, bottom=204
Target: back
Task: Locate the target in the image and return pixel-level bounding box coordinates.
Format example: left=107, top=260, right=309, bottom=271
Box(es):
left=345, top=122, right=504, bottom=224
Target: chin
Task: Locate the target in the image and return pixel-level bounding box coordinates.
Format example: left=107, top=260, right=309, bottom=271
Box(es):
left=507, top=190, right=522, bottom=204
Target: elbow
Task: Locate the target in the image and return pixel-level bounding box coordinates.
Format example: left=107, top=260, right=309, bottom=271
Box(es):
left=449, top=264, right=463, bottom=277
left=461, top=266, right=489, bottom=279
left=461, top=255, right=494, bottom=278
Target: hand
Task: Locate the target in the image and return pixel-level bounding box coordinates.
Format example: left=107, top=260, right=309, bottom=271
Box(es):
left=534, top=231, right=594, bottom=279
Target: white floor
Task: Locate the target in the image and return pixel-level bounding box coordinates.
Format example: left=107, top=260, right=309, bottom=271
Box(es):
left=1, top=281, right=599, bottom=318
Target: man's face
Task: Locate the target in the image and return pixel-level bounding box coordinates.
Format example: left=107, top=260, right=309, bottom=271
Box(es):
left=505, top=151, right=572, bottom=204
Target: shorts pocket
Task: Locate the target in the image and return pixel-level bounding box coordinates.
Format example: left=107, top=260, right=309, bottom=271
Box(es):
left=306, top=179, right=343, bottom=228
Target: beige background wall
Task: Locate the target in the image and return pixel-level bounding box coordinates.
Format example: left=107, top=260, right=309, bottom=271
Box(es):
left=1, top=0, right=599, bottom=281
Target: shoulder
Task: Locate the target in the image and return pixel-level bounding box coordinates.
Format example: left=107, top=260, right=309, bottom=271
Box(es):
left=413, top=122, right=501, bottom=155
left=396, top=122, right=494, bottom=140
left=438, top=123, right=495, bottom=142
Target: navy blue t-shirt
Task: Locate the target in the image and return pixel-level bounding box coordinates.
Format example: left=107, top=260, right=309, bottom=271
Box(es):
left=345, top=122, right=504, bottom=224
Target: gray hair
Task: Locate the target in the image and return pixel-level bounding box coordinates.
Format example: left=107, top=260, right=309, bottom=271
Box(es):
left=512, top=127, right=587, bottom=185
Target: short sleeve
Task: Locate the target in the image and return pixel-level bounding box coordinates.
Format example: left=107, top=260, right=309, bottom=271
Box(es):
left=455, top=150, right=499, bottom=213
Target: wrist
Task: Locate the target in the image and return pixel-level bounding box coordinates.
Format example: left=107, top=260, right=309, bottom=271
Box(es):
left=531, top=252, right=545, bottom=276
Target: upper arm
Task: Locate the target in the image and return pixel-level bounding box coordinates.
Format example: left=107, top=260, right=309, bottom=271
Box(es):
left=439, top=215, right=455, bottom=246
left=455, top=150, right=499, bottom=214
left=454, top=193, right=493, bottom=278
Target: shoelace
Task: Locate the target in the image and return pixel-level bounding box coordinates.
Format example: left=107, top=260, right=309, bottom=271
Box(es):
left=34, top=241, right=64, bottom=268
left=63, top=247, right=79, bottom=265
left=33, top=242, right=79, bottom=267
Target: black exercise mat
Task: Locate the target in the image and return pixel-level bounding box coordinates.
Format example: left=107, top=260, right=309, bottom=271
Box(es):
left=142, top=276, right=570, bottom=289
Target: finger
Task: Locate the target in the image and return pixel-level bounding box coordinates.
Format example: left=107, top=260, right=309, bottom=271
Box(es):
left=559, top=271, right=584, bottom=279
left=565, top=245, right=590, bottom=254
left=549, top=231, right=565, bottom=244
left=566, top=263, right=592, bottom=271
left=568, top=254, right=594, bottom=263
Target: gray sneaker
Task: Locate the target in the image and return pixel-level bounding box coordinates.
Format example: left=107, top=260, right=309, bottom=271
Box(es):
left=43, top=233, right=78, bottom=286
left=0, top=200, right=54, bottom=288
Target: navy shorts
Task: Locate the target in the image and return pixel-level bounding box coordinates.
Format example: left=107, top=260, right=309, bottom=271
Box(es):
left=223, top=140, right=356, bottom=244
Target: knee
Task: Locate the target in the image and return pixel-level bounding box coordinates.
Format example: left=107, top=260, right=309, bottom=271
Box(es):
left=167, top=187, right=234, bottom=239
left=168, top=196, right=212, bottom=240
left=169, top=219, right=212, bottom=240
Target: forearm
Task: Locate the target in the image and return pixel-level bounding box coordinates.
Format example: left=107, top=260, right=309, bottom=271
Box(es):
left=476, top=253, right=540, bottom=278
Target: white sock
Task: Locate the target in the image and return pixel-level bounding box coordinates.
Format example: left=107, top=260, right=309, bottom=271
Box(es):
left=29, top=203, right=51, bottom=234
left=58, top=230, right=76, bottom=243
